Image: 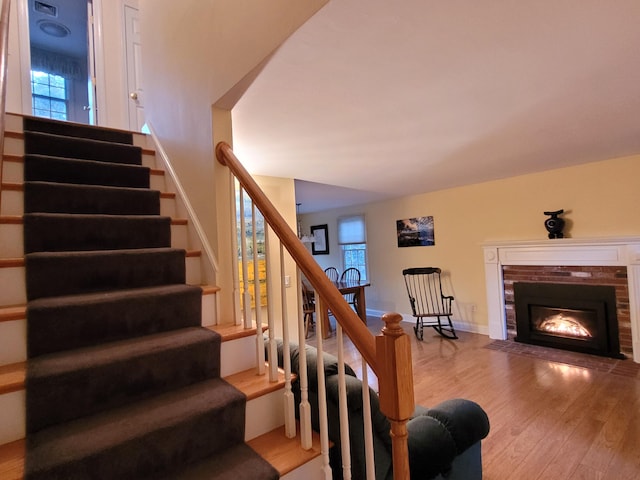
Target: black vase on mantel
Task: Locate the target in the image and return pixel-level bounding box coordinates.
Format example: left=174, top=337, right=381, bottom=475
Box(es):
left=544, top=210, right=565, bottom=239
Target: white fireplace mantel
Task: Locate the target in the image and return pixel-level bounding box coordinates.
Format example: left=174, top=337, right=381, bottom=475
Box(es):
left=483, top=237, right=640, bottom=363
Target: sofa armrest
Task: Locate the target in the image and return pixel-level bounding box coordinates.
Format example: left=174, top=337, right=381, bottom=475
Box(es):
left=407, top=399, right=489, bottom=479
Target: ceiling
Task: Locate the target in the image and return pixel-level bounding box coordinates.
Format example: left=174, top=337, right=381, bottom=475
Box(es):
left=231, top=1, right=640, bottom=214
left=28, top=0, right=88, bottom=57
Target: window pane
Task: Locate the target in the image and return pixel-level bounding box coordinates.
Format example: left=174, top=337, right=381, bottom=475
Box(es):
left=50, top=74, right=65, bottom=89
left=50, top=99, right=67, bottom=113
left=50, top=86, right=66, bottom=100
left=32, top=83, right=50, bottom=96
left=342, top=243, right=368, bottom=281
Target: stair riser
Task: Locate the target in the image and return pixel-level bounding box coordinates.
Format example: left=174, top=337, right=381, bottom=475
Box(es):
left=27, top=330, right=221, bottom=432
left=24, top=182, right=161, bottom=216
left=25, top=155, right=151, bottom=188
left=0, top=295, right=214, bottom=366
left=0, top=266, right=25, bottom=305
left=245, top=390, right=286, bottom=441
left=26, top=380, right=247, bottom=480
left=24, top=117, right=134, bottom=145
left=28, top=286, right=203, bottom=357
left=0, top=391, right=24, bottom=445
left=25, top=249, right=186, bottom=301
left=1, top=158, right=22, bottom=184
left=0, top=261, right=208, bottom=336
left=0, top=222, right=189, bottom=261
left=221, top=335, right=261, bottom=377
left=0, top=189, right=22, bottom=216
left=24, top=215, right=171, bottom=253
left=0, top=223, right=22, bottom=258
left=0, top=319, right=26, bottom=366
left=24, top=132, right=143, bottom=166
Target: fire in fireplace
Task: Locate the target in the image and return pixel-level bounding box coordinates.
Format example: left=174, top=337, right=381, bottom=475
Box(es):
left=513, top=282, right=623, bottom=359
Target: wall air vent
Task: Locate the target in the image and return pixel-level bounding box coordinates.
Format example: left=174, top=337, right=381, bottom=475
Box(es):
left=34, top=1, right=58, bottom=17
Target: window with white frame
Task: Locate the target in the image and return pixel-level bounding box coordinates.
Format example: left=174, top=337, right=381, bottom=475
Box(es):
left=31, top=70, right=68, bottom=120
left=338, top=214, right=368, bottom=281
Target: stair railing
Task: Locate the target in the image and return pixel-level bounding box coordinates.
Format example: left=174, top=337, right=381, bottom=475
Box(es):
left=216, top=141, right=415, bottom=479
left=0, top=0, right=11, bottom=215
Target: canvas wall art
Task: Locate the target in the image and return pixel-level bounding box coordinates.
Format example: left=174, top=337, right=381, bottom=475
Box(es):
left=396, top=216, right=435, bottom=247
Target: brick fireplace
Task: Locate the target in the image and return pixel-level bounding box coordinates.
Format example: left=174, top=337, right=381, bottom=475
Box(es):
left=484, top=238, right=640, bottom=363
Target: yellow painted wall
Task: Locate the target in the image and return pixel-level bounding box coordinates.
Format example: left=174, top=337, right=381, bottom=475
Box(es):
left=301, top=155, right=640, bottom=333
left=253, top=175, right=301, bottom=339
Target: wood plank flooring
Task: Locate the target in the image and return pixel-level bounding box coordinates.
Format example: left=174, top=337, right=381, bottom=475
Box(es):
left=307, top=317, right=640, bottom=480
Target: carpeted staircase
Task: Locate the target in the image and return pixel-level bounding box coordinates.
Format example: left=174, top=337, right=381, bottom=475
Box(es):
left=21, top=117, right=279, bottom=479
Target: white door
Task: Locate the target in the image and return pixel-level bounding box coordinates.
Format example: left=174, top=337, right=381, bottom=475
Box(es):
left=124, top=3, right=145, bottom=132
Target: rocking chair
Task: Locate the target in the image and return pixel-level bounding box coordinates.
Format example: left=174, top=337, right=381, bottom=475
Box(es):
left=402, top=267, right=458, bottom=340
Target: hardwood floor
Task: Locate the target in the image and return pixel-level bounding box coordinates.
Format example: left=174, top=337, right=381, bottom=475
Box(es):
left=307, top=317, right=640, bottom=480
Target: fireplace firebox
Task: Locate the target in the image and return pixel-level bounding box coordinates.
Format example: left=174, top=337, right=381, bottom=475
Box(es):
left=514, top=282, right=623, bottom=359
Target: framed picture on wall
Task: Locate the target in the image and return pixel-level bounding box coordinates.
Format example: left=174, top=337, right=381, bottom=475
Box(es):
left=396, top=216, right=435, bottom=247
left=311, top=224, right=329, bottom=255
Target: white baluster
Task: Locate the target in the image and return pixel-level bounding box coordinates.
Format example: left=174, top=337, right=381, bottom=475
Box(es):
left=362, top=360, right=375, bottom=480
left=281, top=243, right=296, bottom=438
left=315, top=297, right=333, bottom=479
left=230, top=177, right=241, bottom=325
left=252, top=202, right=265, bottom=375
left=337, top=325, right=352, bottom=479
left=297, top=267, right=312, bottom=449
left=239, top=189, right=251, bottom=329
left=265, top=225, right=278, bottom=382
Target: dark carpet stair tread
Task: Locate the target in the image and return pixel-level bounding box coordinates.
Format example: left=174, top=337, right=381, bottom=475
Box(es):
left=25, top=378, right=246, bottom=480
left=24, top=131, right=142, bottom=165
left=26, top=327, right=222, bottom=433
left=24, top=181, right=160, bottom=215
left=157, top=443, right=279, bottom=480
left=23, top=213, right=171, bottom=253
left=24, top=116, right=134, bottom=145
left=27, top=284, right=203, bottom=357
left=24, top=154, right=150, bottom=188
left=25, top=247, right=186, bottom=300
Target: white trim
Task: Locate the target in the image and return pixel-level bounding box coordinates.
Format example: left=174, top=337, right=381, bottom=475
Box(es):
left=91, top=0, right=107, bottom=126
left=146, top=123, right=219, bottom=280
left=483, top=237, right=640, bottom=363
left=16, top=0, right=31, bottom=114
left=367, top=309, right=489, bottom=336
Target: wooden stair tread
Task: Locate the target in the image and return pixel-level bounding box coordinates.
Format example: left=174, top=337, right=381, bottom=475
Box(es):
left=0, top=424, right=322, bottom=480
left=248, top=424, right=322, bottom=477
left=208, top=323, right=268, bottom=342
left=0, top=305, right=25, bottom=323
left=224, top=366, right=287, bottom=401
left=0, top=362, right=25, bottom=395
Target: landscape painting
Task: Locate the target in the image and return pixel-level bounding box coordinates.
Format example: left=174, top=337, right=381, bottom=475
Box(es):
left=396, top=216, right=435, bottom=247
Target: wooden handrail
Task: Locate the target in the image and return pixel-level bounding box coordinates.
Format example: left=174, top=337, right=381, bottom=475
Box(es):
left=216, top=141, right=378, bottom=370
left=216, top=142, right=415, bottom=478
left=0, top=0, right=11, bottom=215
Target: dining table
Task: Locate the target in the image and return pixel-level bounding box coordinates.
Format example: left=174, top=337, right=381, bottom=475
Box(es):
left=316, top=280, right=371, bottom=339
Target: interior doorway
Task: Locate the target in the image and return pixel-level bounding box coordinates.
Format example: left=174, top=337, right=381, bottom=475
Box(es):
left=26, top=0, right=97, bottom=124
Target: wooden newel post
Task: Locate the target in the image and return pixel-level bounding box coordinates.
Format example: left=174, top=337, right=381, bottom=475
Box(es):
left=376, top=312, right=415, bottom=480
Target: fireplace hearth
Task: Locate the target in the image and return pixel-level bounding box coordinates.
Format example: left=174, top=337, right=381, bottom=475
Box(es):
left=514, top=282, right=623, bottom=359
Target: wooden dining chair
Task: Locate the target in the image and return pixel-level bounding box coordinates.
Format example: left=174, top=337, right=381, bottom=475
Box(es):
left=339, top=267, right=361, bottom=313
left=301, top=281, right=315, bottom=338
left=324, top=267, right=340, bottom=282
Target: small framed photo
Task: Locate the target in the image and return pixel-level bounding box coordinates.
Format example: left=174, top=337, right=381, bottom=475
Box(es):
left=311, top=224, right=329, bottom=255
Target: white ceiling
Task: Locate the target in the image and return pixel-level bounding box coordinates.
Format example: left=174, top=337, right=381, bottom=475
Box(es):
left=231, top=0, right=640, bottom=214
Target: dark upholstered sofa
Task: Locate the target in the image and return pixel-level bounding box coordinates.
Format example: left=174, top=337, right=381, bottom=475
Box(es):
left=276, top=341, right=490, bottom=480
